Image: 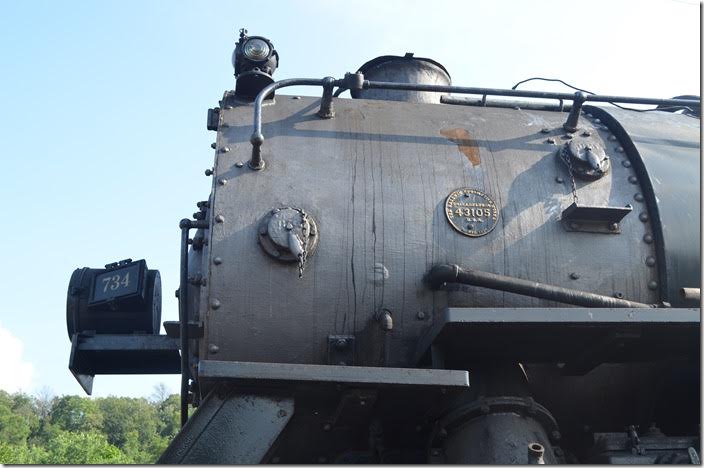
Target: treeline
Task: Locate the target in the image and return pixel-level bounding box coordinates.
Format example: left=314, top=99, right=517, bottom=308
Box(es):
left=0, top=385, right=181, bottom=464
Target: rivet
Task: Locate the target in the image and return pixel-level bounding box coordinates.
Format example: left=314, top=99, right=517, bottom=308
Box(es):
left=215, top=214, right=225, bottom=223
left=639, top=212, right=649, bottom=223
left=208, top=344, right=219, bottom=354
left=224, top=105, right=233, bottom=110
left=210, top=142, right=217, bottom=149
left=551, top=431, right=562, bottom=441
left=213, top=256, right=223, bottom=265
left=235, top=162, right=244, bottom=168
left=563, top=134, right=573, bottom=139
left=211, top=299, right=221, bottom=309
left=608, top=135, right=617, bottom=141
left=586, top=113, right=593, bottom=118
left=645, top=256, right=656, bottom=267
left=643, top=233, right=654, bottom=244
left=541, top=128, right=551, bottom=134
left=594, top=118, right=601, bottom=123
left=634, top=193, right=644, bottom=202
left=277, top=409, right=287, bottom=418
left=416, top=311, right=426, bottom=320
left=467, top=224, right=474, bottom=230
left=581, top=130, right=591, bottom=137
left=609, top=223, right=619, bottom=231
left=569, top=272, right=580, bottom=280
left=616, top=146, right=624, bottom=153
left=628, top=175, right=638, bottom=184
left=292, top=96, right=302, bottom=100
left=204, top=168, right=213, bottom=176
left=555, top=176, right=564, bottom=183
left=622, top=160, right=632, bottom=168
left=648, top=280, right=659, bottom=290
left=218, top=178, right=227, bottom=185
left=546, top=138, right=556, bottom=144
left=220, top=147, right=230, bottom=153
left=614, top=292, right=624, bottom=299
left=334, top=338, right=348, bottom=349
left=322, top=423, right=332, bottom=431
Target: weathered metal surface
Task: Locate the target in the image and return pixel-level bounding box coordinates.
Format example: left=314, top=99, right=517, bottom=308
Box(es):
left=203, top=95, right=662, bottom=367
left=584, top=106, right=700, bottom=307
left=158, top=387, right=293, bottom=464
left=198, top=360, right=469, bottom=388
left=351, top=54, right=451, bottom=103
left=414, top=307, right=700, bottom=366
left=68, top=333, right=180, bottom=394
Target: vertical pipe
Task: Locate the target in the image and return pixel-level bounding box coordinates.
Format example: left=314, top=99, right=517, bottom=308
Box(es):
left=178, top=219, right=191, bottom=427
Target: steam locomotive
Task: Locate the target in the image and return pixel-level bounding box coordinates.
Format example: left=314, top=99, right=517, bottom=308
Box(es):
left=66, top=30, right=701, bottom=464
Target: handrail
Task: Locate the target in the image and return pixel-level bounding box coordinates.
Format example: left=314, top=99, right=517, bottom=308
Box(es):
left=247, top=73, right=700, bottom=170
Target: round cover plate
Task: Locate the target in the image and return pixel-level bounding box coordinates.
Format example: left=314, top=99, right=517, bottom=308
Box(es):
left=445, top=188, right=499, bottom=237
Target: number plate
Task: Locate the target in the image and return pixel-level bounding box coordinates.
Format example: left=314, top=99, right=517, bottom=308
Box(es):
left=90, top=263, right=143, bottom=304
left=445, top=188, right=499, bottom=237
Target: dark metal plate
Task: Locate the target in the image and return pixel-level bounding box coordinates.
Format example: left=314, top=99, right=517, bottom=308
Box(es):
left=444, top=188, right=499, bottom=237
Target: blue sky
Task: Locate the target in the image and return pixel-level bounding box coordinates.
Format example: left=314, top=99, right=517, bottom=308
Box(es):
left=0, top=0, right=699, bottom=399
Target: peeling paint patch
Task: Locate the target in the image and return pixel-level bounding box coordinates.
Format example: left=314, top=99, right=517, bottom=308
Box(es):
left=440, top=127, right=481, bottom=166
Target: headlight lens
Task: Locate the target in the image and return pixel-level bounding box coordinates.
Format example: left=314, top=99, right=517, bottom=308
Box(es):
left=243, top=38, right=270, bottom=61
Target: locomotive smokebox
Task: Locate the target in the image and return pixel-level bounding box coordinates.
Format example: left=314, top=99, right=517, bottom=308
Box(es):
left=351, top=53, right=451, bottom=103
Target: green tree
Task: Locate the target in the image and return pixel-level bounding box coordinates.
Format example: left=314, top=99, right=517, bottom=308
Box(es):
left=97, top=396, right=162, bottom=460
left=36, top=430, right=128, bottom=464
left=0, top=391, right=35, bottom=445
left=49, top=395, right=103, bottom=433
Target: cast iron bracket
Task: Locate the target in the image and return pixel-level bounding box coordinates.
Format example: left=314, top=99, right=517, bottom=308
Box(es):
left=561, top=202, right=632, bottom=234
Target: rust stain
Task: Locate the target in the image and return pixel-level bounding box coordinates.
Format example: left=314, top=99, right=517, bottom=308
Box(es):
left=440, top=127, right=481, bottom=166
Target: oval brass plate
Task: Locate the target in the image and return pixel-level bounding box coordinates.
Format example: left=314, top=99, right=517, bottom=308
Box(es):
left=445, top=188, right=499, bottom=237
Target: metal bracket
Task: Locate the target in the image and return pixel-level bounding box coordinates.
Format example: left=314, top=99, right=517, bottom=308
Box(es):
left=207, top=107, right=220, bottom=131
left=328, top=335, right=356, bottom=366
left=561, top=202, right=632, bottom=234
left=326, top=389, right=377, bottom=429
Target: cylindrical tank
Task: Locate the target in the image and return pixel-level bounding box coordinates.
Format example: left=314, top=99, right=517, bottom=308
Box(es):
left=350, top=54, right=451, bottom=103
left=199, top=91, right=699, bottom=368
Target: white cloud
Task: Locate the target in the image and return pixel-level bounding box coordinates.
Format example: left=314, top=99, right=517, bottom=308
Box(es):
left=0, top=324, right=34, bottom=393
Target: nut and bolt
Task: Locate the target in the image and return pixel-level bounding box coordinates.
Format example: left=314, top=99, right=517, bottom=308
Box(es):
left=546, top=138, right=556, bottom=144
left=285, top=222, right=294, bottom=231
left=569, top=272, right=580, bottom=280
left=210, top=142, right=217, bottom=149
left=218, top=178, right=227, bottom=185
left=204, top=168, right=214, bottom=176
left=614, top=292, right=624, bottom=299
left=416, top=311, right=426, bottom=320
left=541, top=128, right=551, bottom=134
left=608, top=223, right=619, bottom=231
left=220, top=147, right=230, bottom=153
left=334, top=338, right=348, bottom=349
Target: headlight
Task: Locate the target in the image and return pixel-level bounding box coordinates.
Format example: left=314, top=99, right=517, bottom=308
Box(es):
left=243, top=38, right=270, bottom=61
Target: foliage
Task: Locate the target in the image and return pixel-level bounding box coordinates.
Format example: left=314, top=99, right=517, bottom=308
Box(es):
left=0, top=384, right=181, bottom=464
